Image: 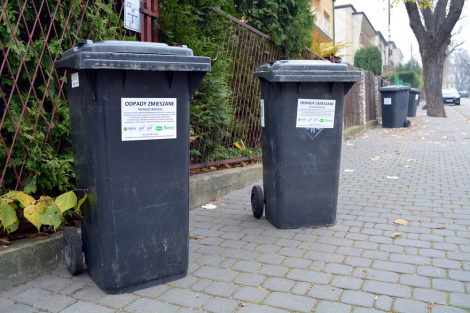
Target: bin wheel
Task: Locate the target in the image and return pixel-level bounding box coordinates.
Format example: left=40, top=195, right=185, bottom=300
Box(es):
left=251, top=185, right=264, bottom=219
left=404, top=120, right=411, bottom=128
left=63, top=227, right=83, bottom=275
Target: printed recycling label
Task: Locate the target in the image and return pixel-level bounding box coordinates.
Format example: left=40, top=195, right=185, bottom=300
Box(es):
left=384, top=98, right=392, bottom=105
left=71, top=73, right=79, bottom=88
left=260, top=99, right=265, bottom=127
left=121, top=98, right=177, bottom=141
left=296, top=99, right=336, bottom=128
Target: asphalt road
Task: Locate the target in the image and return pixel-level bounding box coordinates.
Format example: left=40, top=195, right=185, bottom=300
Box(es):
left=451, top=97, right=470, bottom=120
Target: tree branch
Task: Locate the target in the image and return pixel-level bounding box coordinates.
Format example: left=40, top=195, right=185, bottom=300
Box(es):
left=433, top=0, right=448, bottom=33
left=431, top=0, right=465, bottom=54
left=405, top=1, right=427, bottom=49
left=418, top=0, right=434, bottom=32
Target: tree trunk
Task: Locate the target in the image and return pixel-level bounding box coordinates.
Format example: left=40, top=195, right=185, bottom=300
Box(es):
left=421, top=45, right=447, bottom=117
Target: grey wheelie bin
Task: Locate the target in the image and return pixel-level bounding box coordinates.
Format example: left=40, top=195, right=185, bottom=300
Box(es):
left=55, top=40, right=210, bottom=294
left=250, top=60, right=361, bottom=229
left=407, top=88, right=421, bottom=117
left=379, top=85, right=411, bottom=128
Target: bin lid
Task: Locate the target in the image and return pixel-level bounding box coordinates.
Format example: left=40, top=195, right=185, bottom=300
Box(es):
left=410, top=88, right=421, bottom=93
left=253, top=60, right=361, bottom=82
left=378, top=85, right=410, bottom=92
left=54, top=40, right=211, bottom=72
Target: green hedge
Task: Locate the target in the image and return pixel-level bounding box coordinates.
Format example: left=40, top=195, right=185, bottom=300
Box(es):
left=354, top=45, right=382, bottom=75
left=397, top=71, right=420, bottom=88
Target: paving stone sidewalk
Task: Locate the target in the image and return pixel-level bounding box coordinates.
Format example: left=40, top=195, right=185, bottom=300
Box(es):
left=1, top=106, right=470, bottom=312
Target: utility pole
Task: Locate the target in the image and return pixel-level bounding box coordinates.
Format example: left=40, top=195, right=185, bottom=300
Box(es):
left=410, top=44, right=413, bottom=71
left=388, top=0, right=392, bottom=72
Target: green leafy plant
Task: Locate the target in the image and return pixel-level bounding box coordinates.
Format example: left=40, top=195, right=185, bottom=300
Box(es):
left=0, top=190, right=87, bottom=233
left=354, top=45, right=382, bottom=75
left=397, top=71, right=420, bottom=88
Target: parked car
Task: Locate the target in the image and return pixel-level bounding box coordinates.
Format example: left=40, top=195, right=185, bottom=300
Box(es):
left=459, top=90, right=469, bottom=97
left=442, top=88, right=460, bottom=105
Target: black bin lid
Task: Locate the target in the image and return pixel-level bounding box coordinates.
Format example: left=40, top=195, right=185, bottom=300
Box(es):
left=410, top=88, right=421, bottom=93
left=54, top=40, right=211, bottom=72
left=378, top=85, right=411, bottom=92
left=254, top=60, right=361, bottom=82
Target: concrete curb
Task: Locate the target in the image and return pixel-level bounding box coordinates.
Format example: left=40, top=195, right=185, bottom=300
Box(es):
left=343, top=119, right=381, bottom=140
left=0, top=164, right=263, bottom=292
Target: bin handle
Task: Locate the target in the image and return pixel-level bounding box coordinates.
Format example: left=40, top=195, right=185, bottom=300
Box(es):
left=77, top=40, right=93, bottom=47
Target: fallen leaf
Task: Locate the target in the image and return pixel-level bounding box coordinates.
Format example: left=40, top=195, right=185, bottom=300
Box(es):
left=201, top=204, right=217, bottom=210
left=394, top=219, right=409, bottom=225
left=240, top=302, right=248, bottom=307
left=370, top=158, right=380, bottom=161
left=427, top=300, right=435, bottom=308
left=405, top=166, right=411, bottom=168
left=381, top=195, right=390, bottom=197
left=215, top=203, right=229, bottom=206
left=344, top=169, right=355, bottom=172
left=392, top=233, right=402, bottom=238
left=387, top=176, right=399, bottom=179
left=0, top=238, right=11, bottom=244
left=212, top=197, right=218, bottom=201
left=406, top=159, right=417, bottom=162
left=363, top=270, right=368, bottom=277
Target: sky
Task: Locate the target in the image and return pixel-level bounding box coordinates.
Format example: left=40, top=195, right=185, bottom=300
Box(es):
left=333, top=0, right=470, bottom=65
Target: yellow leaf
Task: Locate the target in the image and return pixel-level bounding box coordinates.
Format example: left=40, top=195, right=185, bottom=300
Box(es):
left=234, top=141, right=245, bottom=152
left=11, top=192, right=35, bottom=207
left=77, top=194, right=87, bottom=211
left=0, top=203, right=18, bottom=232
left=392, top=233, right=402, bottom=238
left=394, top=219, right=409, bottom=225
left=55, top=191, right=77, bottom=214
left=24, top=204, right=47, bottom=231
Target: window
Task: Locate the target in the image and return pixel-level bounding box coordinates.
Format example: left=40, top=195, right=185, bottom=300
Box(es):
left=450, top=77, right=455, bottom=83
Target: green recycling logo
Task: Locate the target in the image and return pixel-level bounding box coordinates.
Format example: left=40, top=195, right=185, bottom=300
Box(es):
left=319, top=119, right=324, bottom=122
left=155, top=126, right=163, bottom=131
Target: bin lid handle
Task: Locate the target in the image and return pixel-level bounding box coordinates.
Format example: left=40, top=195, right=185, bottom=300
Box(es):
left=77, top=40, right=93, bottom=47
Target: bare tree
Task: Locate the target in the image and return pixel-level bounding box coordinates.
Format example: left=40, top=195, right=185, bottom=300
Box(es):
left=404, top=0, right=465, bottom=117
left=451, top=50, right=470, bottom=90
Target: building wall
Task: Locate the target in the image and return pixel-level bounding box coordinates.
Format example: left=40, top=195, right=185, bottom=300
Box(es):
left=311, top=0, right=334, bottom=42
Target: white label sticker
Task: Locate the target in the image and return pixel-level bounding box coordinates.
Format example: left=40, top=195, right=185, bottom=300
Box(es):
left=121, top=98, right=177, bottom=141
left=260, top=99, right=265, bottom=127
left=124, top=0, right=141, bottom=32
left=296, top=99, right=336, bottom=128
left=415, top=94, right=419, bottom=100
left=71, top=73, right=79, bottom=88
left=384, top=98, right=392, bottom=105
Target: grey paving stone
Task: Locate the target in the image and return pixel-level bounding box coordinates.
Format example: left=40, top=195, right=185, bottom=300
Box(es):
left=254, top=245, right=281, bottom=254
left=59, top=281, right=87, bottom=296
left=355, top=241, right=380, bottom=250
left=219, top=258, right=238, bottom=269
left=275, top=239, right=302, bottom=247
left=51, top=266, right=73, bottom=278
left=432, top=279, right=465, bottom=292
left=133, top=284, right=169, bottom=298
left=262, top=230, right=295, bottom=239
left=308, top=285, right=343, bottom=301
left=399, top=274, right=430, bottom=287
left=341, top=290, right=375, bottom=307
left=413, top=288, right=447, bottom=304
left=282, top=257, right=311, bottom=269
left=314, top=301, right=352, bottom=313
left=233, top=273, right=266, bottom=286
left=291, top=282, right=311, bottom=296
left=193, top=266, right=239, bottom=282
left=394, top=238, right=431, bottom=248
left=447, top=251, right=470, bottom=261
left=294, top=234, right=319, bottom=242
left=331, top=276, right=363, bottom=290
left=233, top=286, right=268, bottom=302
left=278, top=247, right=304, bottom=257
left=448, top=270, right=470, bottom=282
left=389, top=253, right=431, bottom=265
left=286, top=269, right=332, bottom=285
left=393, top=299, right=428, bottom=313
left=417, top=266, right=447, bottom=278
left=98, top=294, right=138, bottom=309
left=379, top=244, right=404, bottom=253
left=1, top=285, right=31, bottom=298
left=419, top=249, right=446, bottom=258
left=449, top=293, right=470, bottom=309
left=199, top=237, right=224, bottom=246
left=242, top=234, right=277, bottom=244
left=203, top=297, right=241, bottom=313
left=73, top=286, right=106, bottom=302
left=10, top=288, right=51, bottom=306
left=304, top=251, right=345, bottom=263
left=33, top=295, right=76, bottom=313
left=220, top=249, right=259, bottom=260
left=256, top=253, right=285, bottom=264
left=352, top=308, right=385, bottom=313
left=195, top=255, right=225, bottom=266
left=362, top=281, right=411, bottom=298
left=345, top=257, right=372, bottom=267
left=432, top=258, right=462, bottom=269
left=190, top=278, right=212, bottom=292
left=62, top=302, right=115, bottom=313
left=431, top=305, right=468, bottom=313
left=258, top=265, right=289, bottom=277
left=264, top=292, right=317, bottom=313
left=298, top=242, right=337, bottom=253
left=353, top=267, right=398, bottom=283
left=220, top=240, right=246, bottom=249
left=167, top=275, right=199, bottom=288
left=0, top=304, right=40, bottom=313
left=362, top=250, right=389, bottom=260
left=262, top=277, right=295, bottom=292
left=232, top=260, right=263, bottom=273
left=0, top=298, right=14, bottom=311
left=372, top=260, right=416, bottom=274
left=188, top=262, right=200, bottom=273
left=159, top=288, right=210, bottom=308
left=237, top=303, right=289, bottom=313
left=336, top=247, right=363, bottom=256
left=196, top=245, right=225, bottom=255
left=324, top=263, right=353, bottom=275
left=205, top=281, right=239, bottom=297
left=374, top=295, right=392, bottom=311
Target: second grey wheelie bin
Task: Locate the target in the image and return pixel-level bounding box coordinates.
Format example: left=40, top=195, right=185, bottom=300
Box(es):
left=250, top=60, right=361, bottom=229
left=55, top=40, right=210, bottom=294
left=407, top=88, right=421, bottom=117
left=379, top=85, right=411, bottom=128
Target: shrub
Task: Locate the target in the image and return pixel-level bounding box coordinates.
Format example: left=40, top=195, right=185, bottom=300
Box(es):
left=354, top=45, right=382, bottom=75
left=397, top=71, right=420, bottom=88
